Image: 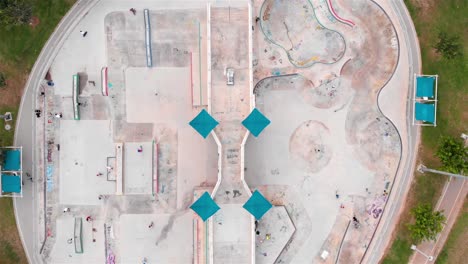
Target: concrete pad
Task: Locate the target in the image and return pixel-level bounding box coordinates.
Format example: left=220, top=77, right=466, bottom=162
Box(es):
left=255, top=206, right=295, bottom=262
left=177, top=126, right=218, bottom=209
left=124, top=142, right=153, bottom=194
left=118, top=213, right=193, bottom=263
left=212, top=204, right=252, bottom=263
left=125, top=67, right=191, bottom=124
left=59, top=120, right=116, bottom=205
left=49, top=217, right=105, bottom=263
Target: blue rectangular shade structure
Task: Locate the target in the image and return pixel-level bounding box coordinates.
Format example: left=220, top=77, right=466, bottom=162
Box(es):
left=415, top=102, right=435, bottom=123
left=189, top=109, right=219, bottom=138
left=243, top=190, right=272, bottom=220
left=3, top=150, right=21, bottom=171
left=416, top=76, right=435, bottom=98
left=242, top=108, right=271, bottom=137
left=1, top=174, right=21, bottom=193
left=190, top=192, right=220, bottom=221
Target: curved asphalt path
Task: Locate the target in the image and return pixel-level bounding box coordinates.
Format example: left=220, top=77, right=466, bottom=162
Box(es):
left=12, top=0, right=421, bottom=263
left=13, top=1, right=98, bottom=263
left=364, top=0, right=421, bottom=263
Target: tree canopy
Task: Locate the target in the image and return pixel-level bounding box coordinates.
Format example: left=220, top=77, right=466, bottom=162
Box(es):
left=408, top=204, right=446, bottom=243
left=436, top=136, right=468, bottom=174
left=0, top=0, right=32, bottom=26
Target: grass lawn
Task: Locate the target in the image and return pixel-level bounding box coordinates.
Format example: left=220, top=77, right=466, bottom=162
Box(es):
left=382, top=0, right=467, bottom=263
left=0, top=0, right=75, bottom=262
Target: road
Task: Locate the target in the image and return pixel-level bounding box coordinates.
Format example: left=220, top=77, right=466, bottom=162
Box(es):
left=410, top=177, right=467, bottom=263
left=13, top=1, right=98, bottom=263
left=363, top=0, right=422, bottom=263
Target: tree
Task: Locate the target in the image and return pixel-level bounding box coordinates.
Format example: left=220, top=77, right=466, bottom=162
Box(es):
left=434, top=32, right=463, bottom=59
left=407, top=204, right=445, bottom=243
left=0, top=0, right=32, bottom=27
left=436, top=136, right=468, bottom=174
left=0, top=71, right=6, bottom=87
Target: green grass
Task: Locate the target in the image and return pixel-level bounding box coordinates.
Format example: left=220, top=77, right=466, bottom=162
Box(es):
left=0, top=198, right=25, bottom=263
left=0, top=0, right=75, bottom=68
left=382, top=0, right=467, bottom=263
left=435, top=200, right=467, bottom=264
left=0, top=1, right=75, bottom=262
left=381, top=238, right=412, bottom=264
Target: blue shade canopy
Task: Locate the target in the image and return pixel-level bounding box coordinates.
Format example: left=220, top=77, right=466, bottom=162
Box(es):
left=416, top=77, right=435, bottom=98
left=3, top=150, right=20, bottom=171
left=243, top=190, right=272, bottom=220
left=190, top=192, right=220, bottom=221
left=415, top=102, right=435, bottom=123
left=189, top=109, right=219, bottom=138
left=242, top=108, right=271, bottom=137
left=1, top=174, right=21, bottom=193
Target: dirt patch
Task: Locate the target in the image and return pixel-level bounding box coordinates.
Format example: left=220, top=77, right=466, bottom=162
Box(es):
left=29, top=16, right=40, bottom=28
left=411, top=0, right=436, bottom=20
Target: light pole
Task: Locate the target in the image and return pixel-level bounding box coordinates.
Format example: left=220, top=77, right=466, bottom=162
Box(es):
left=411, top=244, right=434, bottom=261
left=418, top=164, right=466, bottom=179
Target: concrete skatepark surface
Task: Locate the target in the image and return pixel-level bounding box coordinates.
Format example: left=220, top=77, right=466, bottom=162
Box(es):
left=15, top=0, right=416, bottom=263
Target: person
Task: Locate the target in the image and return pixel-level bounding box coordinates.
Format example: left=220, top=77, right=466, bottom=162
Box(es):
left=86, top=216, right=92, bottom=222
left=80, top=30, right=88, bottom=37
left=137, top=145, right=143, bottom=153
left=148, top=222, right=154, bottom=228
left=130, top=8, right=136, bottom=15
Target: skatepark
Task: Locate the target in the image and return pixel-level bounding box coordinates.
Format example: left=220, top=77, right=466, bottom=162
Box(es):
left=23, top=0, right=411, bottom=263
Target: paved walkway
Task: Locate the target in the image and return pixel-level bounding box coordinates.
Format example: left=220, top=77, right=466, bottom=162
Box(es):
left=410, top=177, right=467, bottom=263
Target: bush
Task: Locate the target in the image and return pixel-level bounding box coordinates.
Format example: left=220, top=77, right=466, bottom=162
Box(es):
left=434, top=32, right=463, bottom=60
left=0, top=72, right=6, bottom=87
left=407, top=204, right=446, bottom=243
left=436, top=136, right=468, bottom=174
left=0, top=0, right=33, bottom=27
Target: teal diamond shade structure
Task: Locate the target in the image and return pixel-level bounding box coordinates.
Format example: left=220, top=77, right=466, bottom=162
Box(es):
left=190, top=192, right=220, bottom=221
left=189, top=109, right=219, bottom=138
left=243, top=190, right=272, bottom=220
left=242, top=108, right=271, bottom=137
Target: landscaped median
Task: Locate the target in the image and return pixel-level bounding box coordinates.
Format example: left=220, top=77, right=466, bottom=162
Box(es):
left=0, top=0, right=75, bottom=262
left=382, top=0, right=467, bottom=263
